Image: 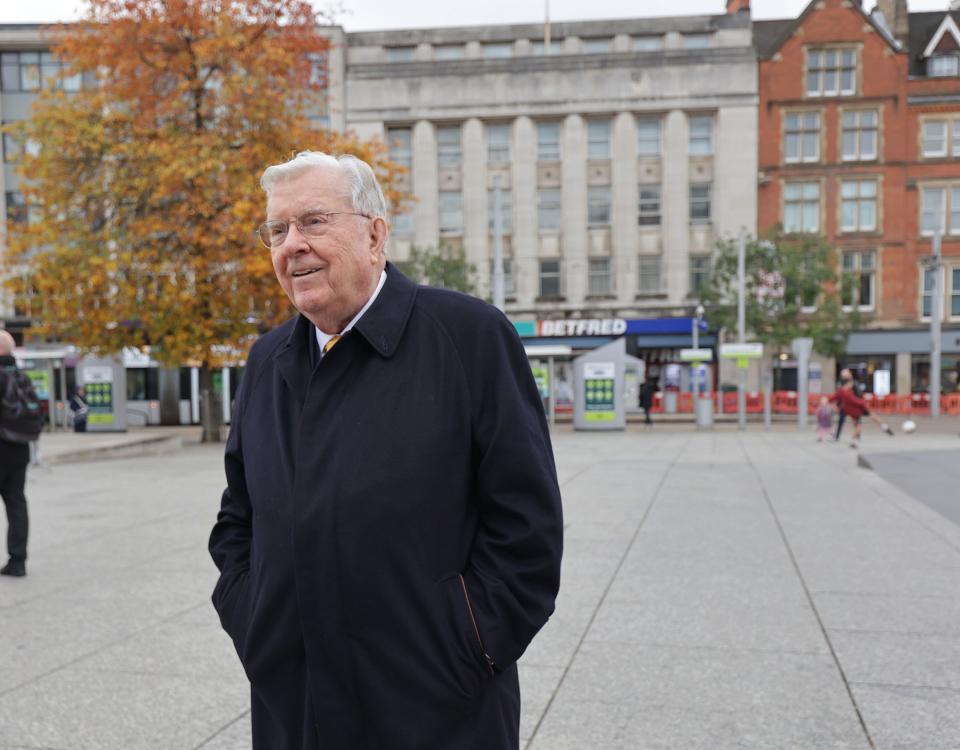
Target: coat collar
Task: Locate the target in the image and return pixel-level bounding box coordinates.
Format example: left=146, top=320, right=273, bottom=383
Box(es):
left=273, top=262, right=417, bottom=400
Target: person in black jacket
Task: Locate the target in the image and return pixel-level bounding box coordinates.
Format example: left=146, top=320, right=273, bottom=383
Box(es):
left=209, top=152, right=563, bottom=750
left=0, top=329, right=29, bottom=578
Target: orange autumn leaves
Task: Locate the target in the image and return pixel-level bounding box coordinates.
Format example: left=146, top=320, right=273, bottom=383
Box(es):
left=3, top=0, right=402, bottom=368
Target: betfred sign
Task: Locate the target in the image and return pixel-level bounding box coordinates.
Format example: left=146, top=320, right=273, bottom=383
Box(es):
left=539, top=319, right=628, bottom=337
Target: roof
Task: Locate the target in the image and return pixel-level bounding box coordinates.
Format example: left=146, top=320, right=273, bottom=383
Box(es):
left=752, top=18, right=793, bottom=60
left=752, top=0, right=901, bottom=61
left=908, top=11, right=960, bottom=76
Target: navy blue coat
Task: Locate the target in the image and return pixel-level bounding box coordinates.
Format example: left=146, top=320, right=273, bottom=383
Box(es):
left=209, top=264, right=563, bottom=749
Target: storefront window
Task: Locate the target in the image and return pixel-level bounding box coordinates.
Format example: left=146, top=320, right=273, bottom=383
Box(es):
left=911, top=355, right=960, bottom=393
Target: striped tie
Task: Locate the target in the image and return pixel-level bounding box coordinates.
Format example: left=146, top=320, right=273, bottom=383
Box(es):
left=323, top=334, right=341, bottom=354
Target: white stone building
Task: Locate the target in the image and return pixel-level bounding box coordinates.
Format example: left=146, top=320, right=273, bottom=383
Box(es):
left=340, top=9, right=758, bottom=321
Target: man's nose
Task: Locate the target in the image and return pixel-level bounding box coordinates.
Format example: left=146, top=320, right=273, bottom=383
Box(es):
left=279, top=223, right=310, bottom=254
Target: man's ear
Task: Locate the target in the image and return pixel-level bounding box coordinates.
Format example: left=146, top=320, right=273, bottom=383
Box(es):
left=369, top=216, right=388, bottom=259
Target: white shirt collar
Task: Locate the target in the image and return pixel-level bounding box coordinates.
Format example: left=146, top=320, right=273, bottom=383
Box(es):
left=315, top=269, right=388, bottom=355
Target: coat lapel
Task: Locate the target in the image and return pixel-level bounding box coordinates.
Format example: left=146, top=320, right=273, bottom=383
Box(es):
left=274, top=313, right=314, bottom=405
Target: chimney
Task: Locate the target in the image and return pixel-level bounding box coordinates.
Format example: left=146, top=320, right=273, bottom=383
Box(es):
left=874, top=0, right=909, bottom=45
left=726, top=0, right=750, bottom=14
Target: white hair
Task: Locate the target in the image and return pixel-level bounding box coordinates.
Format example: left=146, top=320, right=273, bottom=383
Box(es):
left=260, top=151, right=387, bottom=219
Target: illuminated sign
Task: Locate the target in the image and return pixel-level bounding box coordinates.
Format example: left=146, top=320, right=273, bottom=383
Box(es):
left=539, top=319, right=628, bottom=337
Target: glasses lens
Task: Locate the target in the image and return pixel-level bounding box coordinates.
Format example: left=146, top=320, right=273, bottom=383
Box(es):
left=298, top=211, right=331, bottom=237
left=259, top=221, right=287, bottom=247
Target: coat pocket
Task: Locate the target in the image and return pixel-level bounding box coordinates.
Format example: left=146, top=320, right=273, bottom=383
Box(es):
left=435, top=573, right=495, bottom=701
left=212, top=571, right=252, bottom=658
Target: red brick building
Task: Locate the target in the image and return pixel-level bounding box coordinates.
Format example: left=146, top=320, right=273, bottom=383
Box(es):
left=755, top=0, right=960, bottom=396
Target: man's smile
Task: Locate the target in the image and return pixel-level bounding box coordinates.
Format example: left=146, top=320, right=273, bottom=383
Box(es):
left=292, top=267, right=324, bottom=278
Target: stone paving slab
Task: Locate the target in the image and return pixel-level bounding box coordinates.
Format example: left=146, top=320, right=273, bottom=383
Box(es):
left=1, top=425, right=959, bottom=748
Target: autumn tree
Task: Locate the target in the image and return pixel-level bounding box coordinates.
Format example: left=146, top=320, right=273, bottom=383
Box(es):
left=2, top=0, right=403, bottom=441
left=697, top=229, right=856, bottom=359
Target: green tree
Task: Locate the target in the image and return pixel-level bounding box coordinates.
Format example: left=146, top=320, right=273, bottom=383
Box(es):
left=399, top=243, right=478, bottom=295
left=697, top=229, right=856, bottom=359
left=2, top=0, right=402, bottom=442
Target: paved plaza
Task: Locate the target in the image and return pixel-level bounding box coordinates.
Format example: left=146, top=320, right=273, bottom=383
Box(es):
left=0, top=422, right=959, bottom=749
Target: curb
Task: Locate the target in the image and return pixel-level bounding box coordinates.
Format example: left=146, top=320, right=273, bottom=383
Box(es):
left=40, top=436, right=185, bottom=465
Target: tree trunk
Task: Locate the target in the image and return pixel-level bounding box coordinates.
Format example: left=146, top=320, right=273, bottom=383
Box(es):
left=199, top=364, right=223, bottom=443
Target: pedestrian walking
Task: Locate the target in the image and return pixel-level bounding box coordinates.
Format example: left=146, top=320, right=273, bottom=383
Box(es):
left=816, top=395, right=832, bottom=442
left=0, top=329, right=41, bottom=578
left=639, top=378, right=655, bottom=426
left=69, top=386, right=88, bottom=433
left=209, top=151, right=563, bottom=750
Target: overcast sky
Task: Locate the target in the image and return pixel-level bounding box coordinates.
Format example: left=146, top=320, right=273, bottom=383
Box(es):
left=0, top=0, right=952, bottom=29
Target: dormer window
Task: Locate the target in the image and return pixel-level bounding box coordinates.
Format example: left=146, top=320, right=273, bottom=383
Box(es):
left=928, top=54, right=960, bottom=77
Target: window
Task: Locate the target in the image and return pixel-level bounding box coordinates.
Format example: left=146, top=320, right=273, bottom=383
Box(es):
left=532, top=39, right=564, bottom=55
left=784, top=112, right=820, bottom=163
left=806, top=48, right=857, bottom=97
left=689, top=256, right=711, bottom=295
left=683, top=34, right=711, bottom=49
left=0, top=128, right=36, bottom=163
left=483, top=43, right=513, bottom=59
left=390, top=209, right=413, bottom=235
left=386, top=46, right=415, bottom=62
left=637, top=118, right=660, bottom=156
left=921, top=186, right=946, bottom=235
left=928, top=55, right=960, bottom=77
left=437, top=126, right=461, bottom=166
left=689, top=115, right=713, bottom=155
left=784, top=182, right=820, bottom=233
left=0, top=52, right=79, bottom=91
left=639, top=186, right=661, bottom=226
left=489, top=260, right=515, bottom=298
left=487, top=188, right=512, bottom=233
left=633, top=36, right=663, bottom=51
left=583, top=38, right=612, bottom=53
left=435, top=45, right=464, bottom=60
left=5, top=191, right=27, bottom=224
left=841, top=250, right=875, bottom=309
left=588, top=258, right=612, bottom=295
left=587, top=120, right=610, bottom=159
left=588, top=186, right=611, bottom=226
left=638, top=256, right=662, bottom=293
left=537, top=122, right=561, bottom=161
left=919, top=185, right=960, bottom=235
left=841, top=110, right=878, bottom=161
left=922, top=267, right=937, bottom=318
left=840, top=179, right=878, bottom=233
left=439, top=191, right=463, bottom=234
left=538, top=188, right=561, bottom=230
left=923, top=120, right=948, bottom=158
left=690, top=184, right=711, bottom=224
left=487, top=124, right=511, bottom=163
left=539, top=259, right=562, bottom=298
left=953, top=268, right=960, bottom=317
left=386, top=127, right=412, bottom=169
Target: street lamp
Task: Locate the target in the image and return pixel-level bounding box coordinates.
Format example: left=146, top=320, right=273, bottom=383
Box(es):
left=693, top=303, right=704, bottom=350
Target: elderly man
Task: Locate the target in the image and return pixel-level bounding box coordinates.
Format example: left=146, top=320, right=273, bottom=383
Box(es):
left=0, top=329, right=30, bottom=577
left=209, top=152, right=563, bottom=749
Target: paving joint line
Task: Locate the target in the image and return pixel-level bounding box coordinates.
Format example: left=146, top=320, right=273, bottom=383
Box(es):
left=0, top=600, right=211, bottom=699
left=736, top=433, right=877, bottom=750
left=524, top=433, right=693, bottom=749
left=190, top=709, right=251, bottom=750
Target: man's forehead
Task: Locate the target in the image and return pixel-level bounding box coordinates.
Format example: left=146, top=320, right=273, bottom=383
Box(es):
left=266, top=166, right=349, bottom=214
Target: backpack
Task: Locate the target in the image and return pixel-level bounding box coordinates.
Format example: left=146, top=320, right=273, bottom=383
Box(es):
left=0, top=367, right=44, bottom=443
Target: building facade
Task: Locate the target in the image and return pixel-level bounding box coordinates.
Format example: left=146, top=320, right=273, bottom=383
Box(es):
left=756, top=0, right=960, bottom=395
left=343, top=10, right=758, bottom=326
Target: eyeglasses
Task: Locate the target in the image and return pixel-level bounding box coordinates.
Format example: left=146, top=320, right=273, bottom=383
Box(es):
left=256, top=209, right=369, bottom=248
